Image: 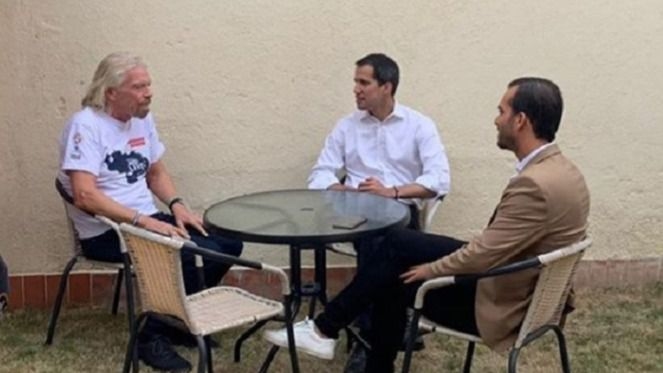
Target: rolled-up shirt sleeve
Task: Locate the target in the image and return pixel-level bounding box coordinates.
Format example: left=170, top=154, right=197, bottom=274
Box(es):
left=308, top=123, right=345, bottom=189
left=414, top=119, right=450, bottom=196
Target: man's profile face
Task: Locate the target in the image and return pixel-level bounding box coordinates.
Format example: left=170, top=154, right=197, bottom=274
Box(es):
left=107, top=66, right=152, bottom=121
left=494, top=86, right=519, bottom=151
left=353, top=65, right=391, bottom=112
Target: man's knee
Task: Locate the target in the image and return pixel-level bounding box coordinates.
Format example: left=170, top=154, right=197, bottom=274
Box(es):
left=383, top=228, right=419, bottom=256
left=216, top=236, right=243, bottom=257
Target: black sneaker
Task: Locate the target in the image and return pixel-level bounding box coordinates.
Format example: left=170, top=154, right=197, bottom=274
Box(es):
left=173, top=333, right=219, bottom=349
left=166, top=327, right=219, bottom=349
left=343, top=343, right=368, bottom=373
left=137, top=335, right=192, bottom=372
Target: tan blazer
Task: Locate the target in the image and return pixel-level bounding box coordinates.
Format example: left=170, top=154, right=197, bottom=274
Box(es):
left=429, top=144, right=590, bottom=352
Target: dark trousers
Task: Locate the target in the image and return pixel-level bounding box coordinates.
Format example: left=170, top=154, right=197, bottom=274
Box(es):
left=316, top=228, right=478, bottom=373
left=80, top=212, right=243, bottom=342
left=351, top=204, right=419, bottom=337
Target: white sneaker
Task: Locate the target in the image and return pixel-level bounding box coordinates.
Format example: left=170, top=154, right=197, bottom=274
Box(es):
left=263, top=318, right=336, bottom=360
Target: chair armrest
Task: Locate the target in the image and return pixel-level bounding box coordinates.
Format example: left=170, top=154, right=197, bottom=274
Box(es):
left=182, top=242, right=263, bottom=269
left=413, top=257, right=542, bottom=309
left=419, top=195, right=445, bottom=232
left=260, top=264, right=291, bottom=296
left=181, top=243, right=291, bottom=296
left=413, top=276, right=455, bottom=309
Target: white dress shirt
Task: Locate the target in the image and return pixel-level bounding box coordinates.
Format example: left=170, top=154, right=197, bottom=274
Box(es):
left=515, top=143, right=554, bottom=174
left=308, top=103, right=450, bottom=197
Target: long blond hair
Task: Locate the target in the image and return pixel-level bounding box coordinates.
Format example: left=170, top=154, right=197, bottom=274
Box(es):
left=81, top=52, right=146, bottom=111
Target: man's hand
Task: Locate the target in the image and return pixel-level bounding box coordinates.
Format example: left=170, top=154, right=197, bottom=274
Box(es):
left=138, top=215, right=189, bottom=238
left=400, top=264, right=435, bottom=284
left=171, top=203, right=208, bottom=236
left=357, top=177, right=392, bottom=197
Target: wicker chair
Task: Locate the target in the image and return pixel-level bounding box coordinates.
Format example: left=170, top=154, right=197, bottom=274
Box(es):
left=118, top=223, right=300, bottom=373
left=402, top=238, right=592, bottom=373
left=45, top=179, right=135, bottom=345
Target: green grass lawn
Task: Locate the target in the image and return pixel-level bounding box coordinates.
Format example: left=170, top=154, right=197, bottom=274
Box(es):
left=1, top=284, right=662, bottom=372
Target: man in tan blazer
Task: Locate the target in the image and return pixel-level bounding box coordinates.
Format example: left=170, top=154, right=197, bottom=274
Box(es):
left=264, top=77, right=590, bottom=373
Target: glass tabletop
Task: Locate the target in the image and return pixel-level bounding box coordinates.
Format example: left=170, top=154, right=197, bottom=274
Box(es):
left=203, top=189, right=410, bottom=245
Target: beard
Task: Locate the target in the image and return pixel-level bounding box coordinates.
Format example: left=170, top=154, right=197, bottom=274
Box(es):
left=497, top=132, right=515, bottom=150
left=134, top=104, right=151, bottom=119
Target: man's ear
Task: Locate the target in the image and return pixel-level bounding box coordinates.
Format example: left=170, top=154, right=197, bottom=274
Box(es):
left=515, top=112, right=530, bottom=131
left=382, top=82, right=394, bottom=96
left=105, top=87, right=116, bottom=102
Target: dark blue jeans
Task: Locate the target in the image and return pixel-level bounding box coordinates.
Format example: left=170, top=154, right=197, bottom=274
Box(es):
left=80, top=212, right=243, bottom=342
left=316, top=228, right=477, bottom=373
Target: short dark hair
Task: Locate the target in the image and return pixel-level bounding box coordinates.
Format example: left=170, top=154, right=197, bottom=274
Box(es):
left=508, top=77, right=563, bottom=142
left=356, top=53, right=399, bottom=96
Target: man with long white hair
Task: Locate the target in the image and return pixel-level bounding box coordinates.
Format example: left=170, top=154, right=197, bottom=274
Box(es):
left=57, top=52, right=243, bottom=372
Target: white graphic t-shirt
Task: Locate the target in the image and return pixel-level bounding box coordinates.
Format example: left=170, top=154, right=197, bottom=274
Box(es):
left=57, top=107, right=165, bottom=238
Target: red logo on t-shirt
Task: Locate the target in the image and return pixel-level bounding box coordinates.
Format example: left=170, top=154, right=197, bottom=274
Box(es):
left=128, top=137, right=146, bottom=148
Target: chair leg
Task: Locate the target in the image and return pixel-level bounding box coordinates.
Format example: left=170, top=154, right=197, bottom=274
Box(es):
left=112, top=268, right=124, bottom=315
left=124, top=313, right=148, bottom=373
left=122, top=257, right=135, bottom=335
left=196, top=335, right=207, bottom=373
left=284, top=294, right=300, bottom=373
left=401, top=309, right=422, bottom=373
left=204, top=336, right=213, bottom=373
left=45, top=256, right=78, bottom=345
left=308, top=296, right=317, bottom=319
left=508, top=347, right=521, bottom=373
left=552, top=325, right=571, bottom=373
left=234, top=319, right=270, bottom=362
left=463, top=342, right=475, bottom=373
left=258, top=345, right=280, bottom=373
left=345, top=328, right=354, bottom=353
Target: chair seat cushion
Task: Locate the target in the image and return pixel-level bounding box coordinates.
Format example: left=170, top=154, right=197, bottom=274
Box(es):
left=186, top=286, right=284, bottom=335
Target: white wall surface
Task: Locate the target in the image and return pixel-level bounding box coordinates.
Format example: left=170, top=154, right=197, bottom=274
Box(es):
left=2, top=0, right=662, bottom=273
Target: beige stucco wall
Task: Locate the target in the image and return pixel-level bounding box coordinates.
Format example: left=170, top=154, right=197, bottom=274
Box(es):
left=2, top=0, right=662, bottom=274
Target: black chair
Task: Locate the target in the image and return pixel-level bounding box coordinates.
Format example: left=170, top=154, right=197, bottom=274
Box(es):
left=45, top=179, right=135, bottom=345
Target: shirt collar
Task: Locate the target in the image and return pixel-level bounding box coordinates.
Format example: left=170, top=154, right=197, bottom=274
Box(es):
left=515, top=143, right=553, bottom=174
left=358, top=102, right=405, bottom=123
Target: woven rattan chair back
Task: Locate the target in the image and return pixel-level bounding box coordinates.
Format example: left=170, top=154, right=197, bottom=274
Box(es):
left=122, top=229, right=191, bottom=328
left=514, top=239, right=590, bottom=348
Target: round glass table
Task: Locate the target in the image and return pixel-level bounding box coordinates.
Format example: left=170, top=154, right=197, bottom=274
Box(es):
left=204, top=189, right=410, bottom=245
left=204, top=189, right=410, bottom=363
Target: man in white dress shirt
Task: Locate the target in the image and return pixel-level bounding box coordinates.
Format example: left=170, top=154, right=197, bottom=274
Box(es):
left=306, top=53, right=450, bottom=371
left=308, top=53, right=450, bottom=230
